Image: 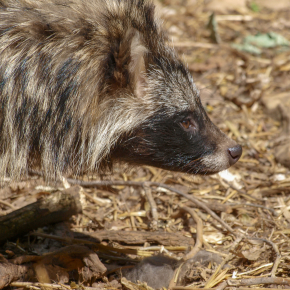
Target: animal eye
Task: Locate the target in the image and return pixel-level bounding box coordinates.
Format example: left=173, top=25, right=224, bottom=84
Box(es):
left=180, top=118, right=197, bottom=132
left=181, top=119, right=191, bottom=129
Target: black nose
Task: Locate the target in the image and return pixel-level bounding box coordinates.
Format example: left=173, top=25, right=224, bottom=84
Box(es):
left=228, top=145, right=242, bottom=166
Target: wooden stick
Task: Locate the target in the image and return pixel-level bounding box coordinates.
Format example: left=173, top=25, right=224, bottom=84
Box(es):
left=0, top=186, right=82, bottom=244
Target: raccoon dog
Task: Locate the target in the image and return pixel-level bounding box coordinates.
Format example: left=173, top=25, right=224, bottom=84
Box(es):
left=0, top=0, right=242, bottom=180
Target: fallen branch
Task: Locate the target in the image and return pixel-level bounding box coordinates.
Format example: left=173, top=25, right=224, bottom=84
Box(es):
left=0, top=186, right=82, bottom=244
left=72, top=230, right=194, bottom=247
left=30, top=232, right=189, bottom=257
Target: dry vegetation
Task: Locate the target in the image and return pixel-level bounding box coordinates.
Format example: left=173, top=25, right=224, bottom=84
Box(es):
left=1, top=0, right=290, bottom=289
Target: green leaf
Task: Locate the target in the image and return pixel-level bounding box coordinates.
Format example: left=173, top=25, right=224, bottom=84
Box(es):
left=245, top=32, right=290, bottom=48
left=232, top=43, right=261, bottom=55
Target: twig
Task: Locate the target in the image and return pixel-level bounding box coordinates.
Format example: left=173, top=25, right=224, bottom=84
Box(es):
left=181, top=207, right=203, bottom=261
left=229, top=202, right=278, bottom=216
left=10, top=282, right=64, bottom=290
left=169, top=207, right=204, bottom=289
left=226, top=276, right=290, bottom=287
left=143, top=186, right=158, bottom=225
left=0, top=199, right=17, bottom=209
left=215, top=15, right=253, bottom=21
left=236, top=263, right=273, bottom=276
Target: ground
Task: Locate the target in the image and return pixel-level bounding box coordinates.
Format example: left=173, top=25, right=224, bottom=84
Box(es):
left=1, top=0, right=290, bottom=289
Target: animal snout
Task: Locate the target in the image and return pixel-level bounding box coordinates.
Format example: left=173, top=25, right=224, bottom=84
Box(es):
left=228, top=145, right=242, bottom=166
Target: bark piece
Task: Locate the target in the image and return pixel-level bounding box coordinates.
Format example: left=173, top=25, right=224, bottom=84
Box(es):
left=73, top=230, right=194, bottom=247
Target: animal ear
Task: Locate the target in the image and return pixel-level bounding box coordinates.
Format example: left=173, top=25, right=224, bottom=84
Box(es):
left=128, top=30, right=148, bottom=98
left=117, top=28, right=148, bottom=98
